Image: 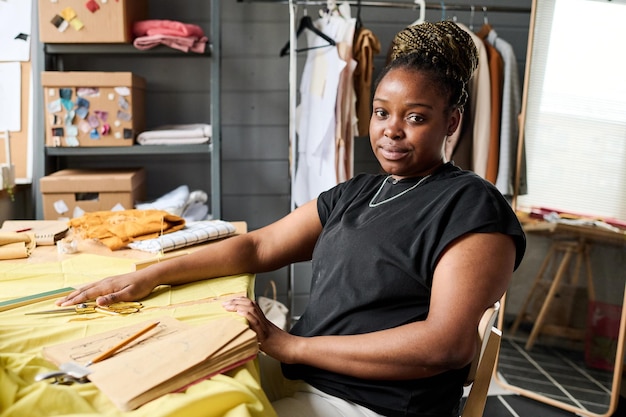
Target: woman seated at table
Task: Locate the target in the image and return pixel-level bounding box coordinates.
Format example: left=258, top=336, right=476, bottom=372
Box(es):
left=58, top=20, right=526, bottom=417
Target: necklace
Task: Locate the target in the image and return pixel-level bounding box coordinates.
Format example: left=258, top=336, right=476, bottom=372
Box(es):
left=368, top=174, right=432, bottom=208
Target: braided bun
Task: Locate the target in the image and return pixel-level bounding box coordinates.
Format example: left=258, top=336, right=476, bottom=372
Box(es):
left=384, top=21, right=478, bottom=110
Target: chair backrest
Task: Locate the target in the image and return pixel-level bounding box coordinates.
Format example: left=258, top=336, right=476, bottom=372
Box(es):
left=461, top=302, right=502, bottom=417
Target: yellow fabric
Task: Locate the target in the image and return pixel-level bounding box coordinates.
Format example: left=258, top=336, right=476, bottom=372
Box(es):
left=0, top=254, right=276, bottom=417
left=69, top=210, right=186, bottom=250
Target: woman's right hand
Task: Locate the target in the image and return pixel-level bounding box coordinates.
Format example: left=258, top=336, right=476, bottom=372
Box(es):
left=55, top=270, right=157, bottom=307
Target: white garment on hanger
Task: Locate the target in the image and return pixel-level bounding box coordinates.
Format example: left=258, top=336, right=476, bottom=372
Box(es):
left=293, top=14, right=347, bottom=207
left=487, top=29, right=526, bottom=197
left=457, top=23, right=491, bottom=179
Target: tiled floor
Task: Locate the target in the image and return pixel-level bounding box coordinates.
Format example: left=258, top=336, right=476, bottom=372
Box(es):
left=480, top=336, right=623, bottom=417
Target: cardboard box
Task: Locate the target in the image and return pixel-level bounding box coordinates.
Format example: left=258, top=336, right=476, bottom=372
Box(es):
left=40, top=168, right=146, bottom=220
left=38, top=0, right=148, bottom=43
left=42, top=72, right=146, bottom=147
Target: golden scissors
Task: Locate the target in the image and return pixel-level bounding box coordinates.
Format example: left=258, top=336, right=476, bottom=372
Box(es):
left=26, top=301, right=143, bottom=316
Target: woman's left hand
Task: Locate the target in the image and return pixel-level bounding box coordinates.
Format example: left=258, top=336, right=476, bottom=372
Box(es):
left=222, top=296, right=298, bottom=362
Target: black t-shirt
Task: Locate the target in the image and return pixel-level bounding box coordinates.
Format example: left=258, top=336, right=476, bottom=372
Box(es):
left=283, top=163, right=526, bottom=416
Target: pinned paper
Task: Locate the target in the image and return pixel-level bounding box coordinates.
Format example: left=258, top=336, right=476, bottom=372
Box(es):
left=107, top=93, right=115, bottom=100
left=123, top=129, right=133, bottom=139
left=51, top=127, right=64, bottom=137
left=101, top=123, right=111, bottom=135
left=90, top=128, right=100, bottom=139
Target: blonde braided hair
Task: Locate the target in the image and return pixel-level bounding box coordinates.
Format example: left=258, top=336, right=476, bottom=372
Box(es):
left=381, top=21, right=478, bottom=111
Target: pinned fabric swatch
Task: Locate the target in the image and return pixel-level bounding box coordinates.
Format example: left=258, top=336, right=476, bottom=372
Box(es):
left=69, top=18, right=84, bottom=31
left=50, top=15, right=69, bottom=32
left=115, top=86, right=131, bottom=96
left=85, top=0, right=100, bottom=13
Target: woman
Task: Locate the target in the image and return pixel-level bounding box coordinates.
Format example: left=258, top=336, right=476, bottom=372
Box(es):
left=58, top=21, right=525, bottom=417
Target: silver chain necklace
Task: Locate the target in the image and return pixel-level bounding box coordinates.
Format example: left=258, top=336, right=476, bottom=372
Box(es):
left=368, top=174, right=432, bottom=208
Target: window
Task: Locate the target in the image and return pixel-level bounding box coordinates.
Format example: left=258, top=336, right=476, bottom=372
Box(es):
left=516, top=0, right=626, bottom=223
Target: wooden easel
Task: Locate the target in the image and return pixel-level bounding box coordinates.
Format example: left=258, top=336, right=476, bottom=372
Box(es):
left=509, top=237, right=594, bottom=350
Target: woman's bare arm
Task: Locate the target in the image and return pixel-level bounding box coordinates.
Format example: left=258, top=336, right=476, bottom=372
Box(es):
left=57, top=199, right=323, bottom=306
left=224, top=232, right=516, bottom=380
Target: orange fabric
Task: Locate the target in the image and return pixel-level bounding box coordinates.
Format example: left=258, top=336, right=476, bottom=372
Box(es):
left=69, top=209, right=185, bottom=250
left=476, top=24, right=504, bottom=184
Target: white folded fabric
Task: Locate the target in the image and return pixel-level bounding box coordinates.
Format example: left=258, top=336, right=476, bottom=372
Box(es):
left=127, top=220, right=236, bottom=253
left=137, top=124, right=212, bottom=145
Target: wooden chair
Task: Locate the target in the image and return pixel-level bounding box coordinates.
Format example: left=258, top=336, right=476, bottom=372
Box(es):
left=460, top=302, right=502, bottom=417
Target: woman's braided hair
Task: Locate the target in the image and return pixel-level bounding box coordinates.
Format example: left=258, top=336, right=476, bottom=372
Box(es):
left=379, top=21, right=478, bottom=112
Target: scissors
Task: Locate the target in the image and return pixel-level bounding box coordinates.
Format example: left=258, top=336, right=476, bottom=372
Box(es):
left=25, top=301, right=143, bottom=316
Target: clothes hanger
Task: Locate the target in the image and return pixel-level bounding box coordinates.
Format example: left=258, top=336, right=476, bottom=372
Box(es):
left=279, top=8, right=337, bottom=57
left=354, top=0, right=363, bottom=33
left=410, top=0, right=426, bottom=26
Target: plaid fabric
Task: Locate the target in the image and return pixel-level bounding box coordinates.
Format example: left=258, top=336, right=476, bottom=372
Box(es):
left=128, top=220, right=236, bottom=253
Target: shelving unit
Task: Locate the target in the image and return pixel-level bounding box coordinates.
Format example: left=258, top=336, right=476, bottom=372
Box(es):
left=33, top=0, right=221, bottom=219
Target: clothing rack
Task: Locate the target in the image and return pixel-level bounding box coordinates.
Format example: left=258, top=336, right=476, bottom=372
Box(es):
left=242, top=0, right=532, bottom=323
left=238, top=1, right=531, bottom=14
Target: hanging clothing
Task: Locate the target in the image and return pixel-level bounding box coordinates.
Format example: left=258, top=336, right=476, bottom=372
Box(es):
left=476, top=24, right=504, bottom=184
left=293, top=14, right=347, bottom=207
left=487, top=29, right=527, bottom=197
left=333, top=8, right=358, bottom=184
left=352, top=26, right=381, bottom=137
left=445, top=23, right=491, bottom=178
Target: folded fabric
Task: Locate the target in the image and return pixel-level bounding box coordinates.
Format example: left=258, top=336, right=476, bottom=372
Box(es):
left=0, top=232, right=36, bottom=259
left=133, top=19, right=206, bottom=38
left=128, top=220, right=236, bottom=253
left=137, top=124, right=212, bottom=145
left=69, top=209, right=186, bottom=251
left=133, top=34, right=209, bottom=54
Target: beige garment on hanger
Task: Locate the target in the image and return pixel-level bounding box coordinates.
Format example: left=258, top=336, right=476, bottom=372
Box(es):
left=352, top=26, right=381, bottom=137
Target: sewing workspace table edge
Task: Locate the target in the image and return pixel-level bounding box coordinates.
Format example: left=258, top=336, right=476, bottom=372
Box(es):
left=0, top=221, right=278, bottom=417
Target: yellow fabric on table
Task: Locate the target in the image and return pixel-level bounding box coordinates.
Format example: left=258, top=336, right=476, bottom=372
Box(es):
left=0, top=254, right=276, bottom=417
left=69, top=209, right=186, bottom=250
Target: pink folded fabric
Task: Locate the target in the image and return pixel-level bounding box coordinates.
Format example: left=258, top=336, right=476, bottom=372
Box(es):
left=133, top=34, right=208, bottom=54
left=133, top=20, right=205, bottom=38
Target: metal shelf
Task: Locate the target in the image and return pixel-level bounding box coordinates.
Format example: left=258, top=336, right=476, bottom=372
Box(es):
left=45, top=144, right=212, bottom=157
left=44, top=43, right=212, bottom=56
